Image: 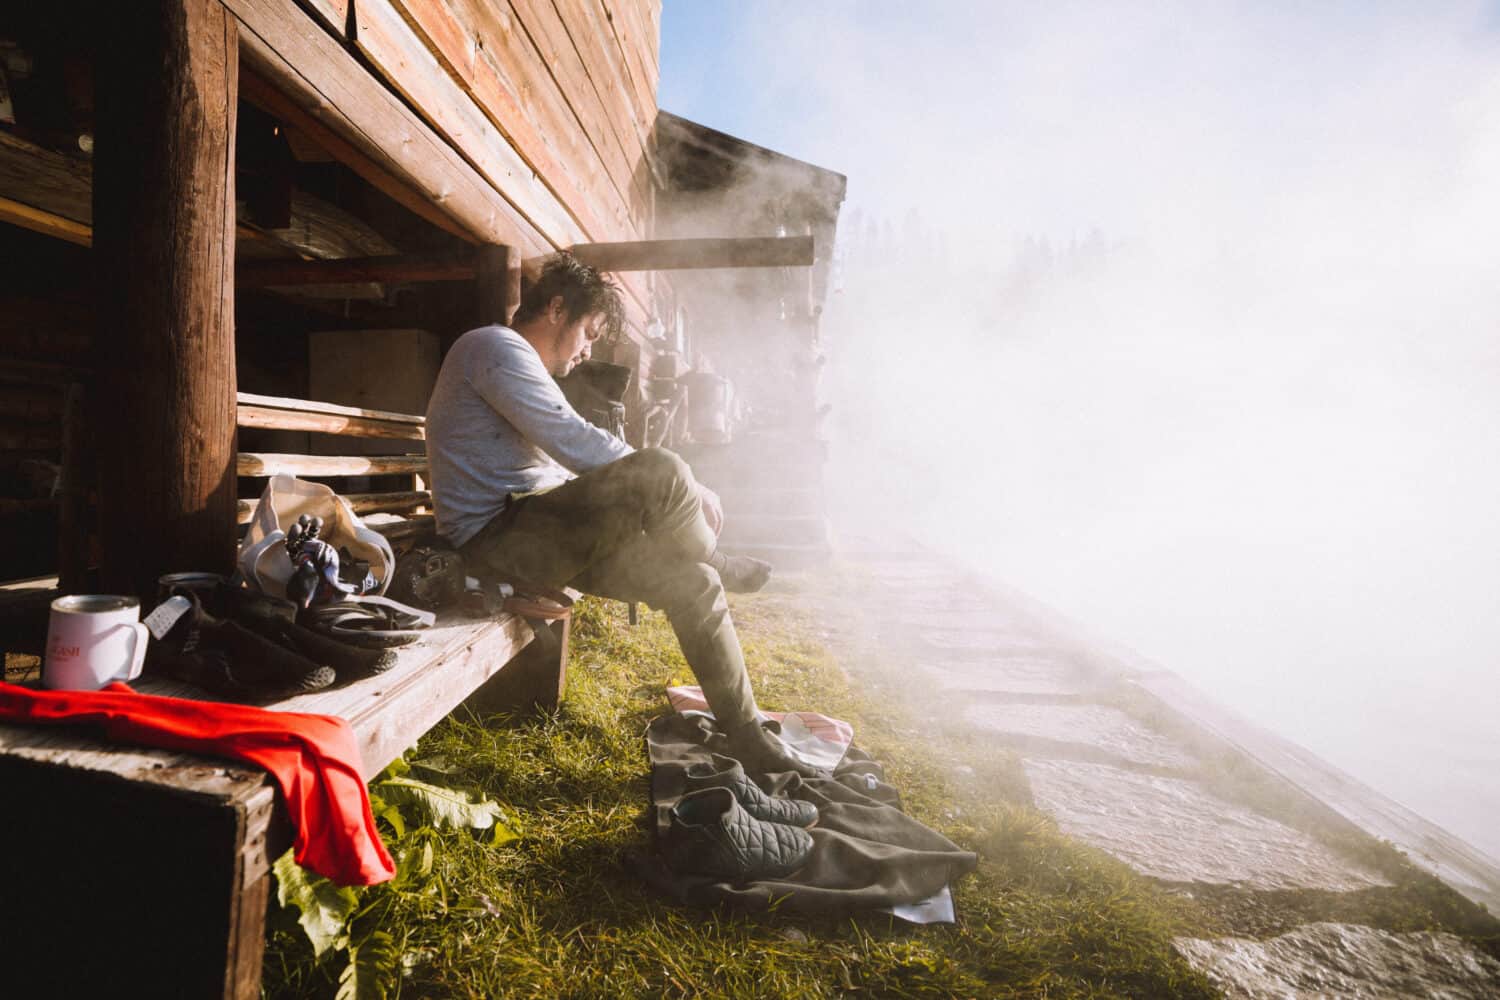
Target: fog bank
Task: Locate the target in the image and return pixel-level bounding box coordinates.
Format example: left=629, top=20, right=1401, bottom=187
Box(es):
left=661, top=1, right=1500, bottom=858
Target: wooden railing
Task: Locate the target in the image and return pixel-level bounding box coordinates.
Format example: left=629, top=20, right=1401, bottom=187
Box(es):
left=234, top=390, right=433, bottom=541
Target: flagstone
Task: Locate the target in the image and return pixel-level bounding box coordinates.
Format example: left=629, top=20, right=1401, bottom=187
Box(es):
left=1175, top=922, right=1500, bottom=999
left=968, top=703, right=1196, bottom=770
left=1023, top=760, right=1390, bottom=891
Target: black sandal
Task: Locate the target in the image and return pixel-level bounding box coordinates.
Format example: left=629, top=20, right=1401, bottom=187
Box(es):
left=299, top=596, right=435, bottom=649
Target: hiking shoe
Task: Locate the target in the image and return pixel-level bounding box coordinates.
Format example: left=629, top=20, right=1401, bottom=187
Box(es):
left=211, top=584, right=398, bottom=678
left=683, top=754, right=818, bottom=829
left=151, top=594, right=337, bottom=698
left=726, top=719, right=828, bottom=780
left=662, top=787, right=813, bottom=882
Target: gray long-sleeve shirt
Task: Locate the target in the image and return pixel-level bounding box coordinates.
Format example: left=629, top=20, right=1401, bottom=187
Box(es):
left=425, top=325, right=632, bottom=546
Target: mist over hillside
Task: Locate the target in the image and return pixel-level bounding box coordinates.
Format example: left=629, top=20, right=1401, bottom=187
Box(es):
left=661, top=0, right=1500, bottom=858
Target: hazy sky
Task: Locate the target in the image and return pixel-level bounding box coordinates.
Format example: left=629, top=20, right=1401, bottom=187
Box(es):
left=659, top=2, right=1500, bottom=858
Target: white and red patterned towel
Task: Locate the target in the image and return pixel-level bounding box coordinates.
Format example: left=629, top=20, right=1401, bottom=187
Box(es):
left=665, top=685, right=855, bottom=772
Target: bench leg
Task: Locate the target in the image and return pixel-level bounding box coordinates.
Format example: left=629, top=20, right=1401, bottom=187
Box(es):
left=463, top=616, right=570, bottom=715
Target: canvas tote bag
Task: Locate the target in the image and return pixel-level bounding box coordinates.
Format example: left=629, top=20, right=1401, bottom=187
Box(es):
left=237, top=475, right=395, bottom=599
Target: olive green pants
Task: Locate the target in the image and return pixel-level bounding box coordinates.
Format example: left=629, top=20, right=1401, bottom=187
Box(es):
left=458, top=448, right=758, bottom=729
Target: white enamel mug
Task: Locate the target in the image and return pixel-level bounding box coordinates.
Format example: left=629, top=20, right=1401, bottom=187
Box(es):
left=43, top=595, right=150, bottom=691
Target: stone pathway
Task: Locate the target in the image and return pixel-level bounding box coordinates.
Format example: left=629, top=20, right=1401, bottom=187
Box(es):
left=1175, top=923, right=1500, bottom=1000
left=1024, top=760, right=1387, bottom=891
left=813, top=540, right=1500, bottom=997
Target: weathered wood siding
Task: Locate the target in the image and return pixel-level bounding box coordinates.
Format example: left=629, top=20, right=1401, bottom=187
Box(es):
left=332, top=0, right=661, bottom=317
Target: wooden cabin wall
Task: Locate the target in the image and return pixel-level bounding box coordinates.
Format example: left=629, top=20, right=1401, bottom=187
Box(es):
left=0, top=224, right=91, bottom=579
left=297, top=0, right=663, bottom=331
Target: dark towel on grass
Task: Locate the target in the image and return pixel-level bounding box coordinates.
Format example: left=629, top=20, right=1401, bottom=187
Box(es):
left=637, top=713, right=977, bottom=916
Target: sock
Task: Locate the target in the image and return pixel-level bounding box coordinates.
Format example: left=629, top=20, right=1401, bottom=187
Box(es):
left=708, top=551, right=773, bottom=594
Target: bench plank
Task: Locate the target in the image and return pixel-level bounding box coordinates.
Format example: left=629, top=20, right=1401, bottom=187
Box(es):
left=236, top=491, right=431, bottom=524
left=238, top=404, right=426, bottom=441
left=237, top=452, right=428, bottom=477
left=126, top=612, right=536, bottom=780
left=367, top=515, right=436, bottom=542
left=236, top=391, right=427, bottom=425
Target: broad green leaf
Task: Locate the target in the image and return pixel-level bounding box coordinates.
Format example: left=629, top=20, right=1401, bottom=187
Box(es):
left=336, top=929, right=398, bottom=1000
left=394, top=836, right=435, bottom=886
left=410, top=754, right=460, bottom=778
left=373, top=775, right=517, bottom=839
left=376, top=756, right=411, bottom=781
left=272, top=850, right=358, bottom=958
left=368, top=791, right=406, bottom=839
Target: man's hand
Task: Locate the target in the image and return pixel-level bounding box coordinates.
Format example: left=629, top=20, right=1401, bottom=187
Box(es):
left=698, top=484, right=724, bottom=537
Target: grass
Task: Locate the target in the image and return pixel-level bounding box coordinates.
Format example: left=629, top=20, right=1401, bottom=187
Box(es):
left=262, top=585, right=1223, bottom=999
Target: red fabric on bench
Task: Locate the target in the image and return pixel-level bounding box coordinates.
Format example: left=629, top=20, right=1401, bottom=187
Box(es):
left=0, top=681, right=394, bottom=886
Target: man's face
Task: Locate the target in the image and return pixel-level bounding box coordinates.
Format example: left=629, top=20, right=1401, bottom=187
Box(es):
left=551, top=309, right=607, bottom=376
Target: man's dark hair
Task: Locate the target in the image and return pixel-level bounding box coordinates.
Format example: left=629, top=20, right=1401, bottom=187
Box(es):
left=512, top=253, right=625, bottom=340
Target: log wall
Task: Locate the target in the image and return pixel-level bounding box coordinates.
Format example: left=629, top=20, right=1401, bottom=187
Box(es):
left=320, top=0, right=662, bottom=323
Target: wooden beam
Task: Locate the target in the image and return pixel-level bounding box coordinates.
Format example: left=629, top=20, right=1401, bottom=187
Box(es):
left=302, top=0, right=349, bottom=36
left=236, top=403, right=426, bottom=440
left=236, top=453, right=427, bottom=477
left=235, top=490, right=430, bottom=524
left=508, top=0, right=649, bottom=230
left=93, top=0, right=240, bottom=603
left=236, top=253, right=475, bottom=287
left=345, top=490, right=431, bottom=514
left=0, top=196, right=91, bottom=246
left=0, top=130, right=92, bottom=228
left=568, top=236, right=816, bottom=272
left=369, top=514, right=435, bottom=541
left=389, top=0, right=627, bottom=241
left=0, top=126, right=395, bottom=263
left=225, top=0, right=549, bottom=256
left=235, top=391, right=426, bottom=425
left=475, top=244, right=514, bottom=326
left=237, top=188, right=398, bottom=262
left=374, top=0, right=654, bottom=321
left=352, top=0, right=583, bottom=249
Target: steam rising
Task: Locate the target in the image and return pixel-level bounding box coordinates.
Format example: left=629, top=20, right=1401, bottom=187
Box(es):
left=661, top=2, right=1500, bottom=857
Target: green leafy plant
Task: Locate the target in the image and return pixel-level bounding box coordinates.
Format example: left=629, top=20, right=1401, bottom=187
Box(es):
left=337, top=930, right=398, bottom=1000
left=273, top=851, right=359, bottom=958
left=270, top=753, right=518, bottom=998
left=372, top=757, right=518, bottom=845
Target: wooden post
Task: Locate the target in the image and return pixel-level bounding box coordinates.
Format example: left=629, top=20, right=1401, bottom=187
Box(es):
left=475, top=243, right=515, bottom=327
left=92, top=0, right=239, bottom=601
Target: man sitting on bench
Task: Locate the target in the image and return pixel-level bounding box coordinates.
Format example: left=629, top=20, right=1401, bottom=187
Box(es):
left=426, top=253, right=817, bottom=777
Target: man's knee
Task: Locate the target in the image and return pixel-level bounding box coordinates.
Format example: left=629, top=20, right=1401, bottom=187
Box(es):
left=626, top=446, right=694, bottom=489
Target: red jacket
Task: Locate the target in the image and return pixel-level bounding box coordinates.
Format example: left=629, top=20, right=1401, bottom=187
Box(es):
left=0, top=681, right=394, bottom=885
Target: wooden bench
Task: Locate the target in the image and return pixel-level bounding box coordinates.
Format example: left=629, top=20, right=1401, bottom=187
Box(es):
left=0, top=391, right=567, bottom=999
